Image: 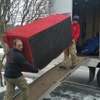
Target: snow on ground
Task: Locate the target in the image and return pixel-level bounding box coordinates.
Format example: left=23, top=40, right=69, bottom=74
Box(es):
left=44, top=93, right=100, bottom=100
left=0, top=72, right=34, bottom=93
left=44, top=84, right=100, bottom=100
left=0, top=86, right=6, bottom=93
left=0, top=78, right=33, bottom=93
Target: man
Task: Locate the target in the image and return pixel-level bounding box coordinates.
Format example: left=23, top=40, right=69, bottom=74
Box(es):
left=3, top=39, right=39, bottom=100
left=60, top=15, right=80, bottom=69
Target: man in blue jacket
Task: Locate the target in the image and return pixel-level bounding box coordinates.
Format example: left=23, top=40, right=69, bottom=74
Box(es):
left=3, top=39, right=39, bottom=100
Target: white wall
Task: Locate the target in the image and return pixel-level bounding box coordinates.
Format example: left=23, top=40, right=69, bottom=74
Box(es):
left=52, top=0, right=73, bottom=18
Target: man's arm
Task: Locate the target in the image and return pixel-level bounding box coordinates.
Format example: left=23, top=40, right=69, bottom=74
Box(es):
left=74, top=24, right=80, bottom=42
left=14, top=53, right=39, bottom=73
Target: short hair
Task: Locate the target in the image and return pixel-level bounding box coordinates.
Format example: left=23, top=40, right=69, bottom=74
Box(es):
left=13, top=39, right=22, bottom=46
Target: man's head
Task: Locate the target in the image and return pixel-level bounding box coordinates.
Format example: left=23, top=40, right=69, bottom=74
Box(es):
left=73, top=15, right=79, bottom=24
left=13, top=39, right=23, bottom=51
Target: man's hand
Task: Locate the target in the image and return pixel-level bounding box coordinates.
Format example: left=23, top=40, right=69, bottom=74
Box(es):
left=33, top=67, right=39, bottom=73
left=72, top=39, right=75, bottom=43
left=36, top=68, right=40, bottom=73
left=72, top=39, right=75, bottom=42
left=71, top=21, right=73, bottom=24
left=38, top=68, right=40, bottom=72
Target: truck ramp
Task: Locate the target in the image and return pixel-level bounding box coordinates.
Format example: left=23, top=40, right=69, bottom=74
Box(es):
left=13, top=57, right=89, bottom=100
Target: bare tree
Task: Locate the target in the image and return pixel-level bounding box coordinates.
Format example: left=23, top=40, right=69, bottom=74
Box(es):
left=48, top=0, right=55, bottom=14
left=0, top=0, right=55, bottom=87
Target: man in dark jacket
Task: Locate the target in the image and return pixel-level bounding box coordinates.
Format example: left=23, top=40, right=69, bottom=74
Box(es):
left=3, top=39, right=39, bottom=100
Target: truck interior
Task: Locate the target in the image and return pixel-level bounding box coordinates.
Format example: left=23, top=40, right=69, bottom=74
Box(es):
left=73, top=0, right=99, bottom=56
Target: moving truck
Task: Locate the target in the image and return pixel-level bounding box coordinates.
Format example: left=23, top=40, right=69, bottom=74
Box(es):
left=52, top=0, right=100, bottom=75
left=39, top=0, right=100, bottom=100
left=53, top=0, right=99, bottom=47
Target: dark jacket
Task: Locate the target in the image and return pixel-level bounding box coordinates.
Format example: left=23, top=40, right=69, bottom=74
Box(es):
left=4, top=48, right=38, bottom=78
